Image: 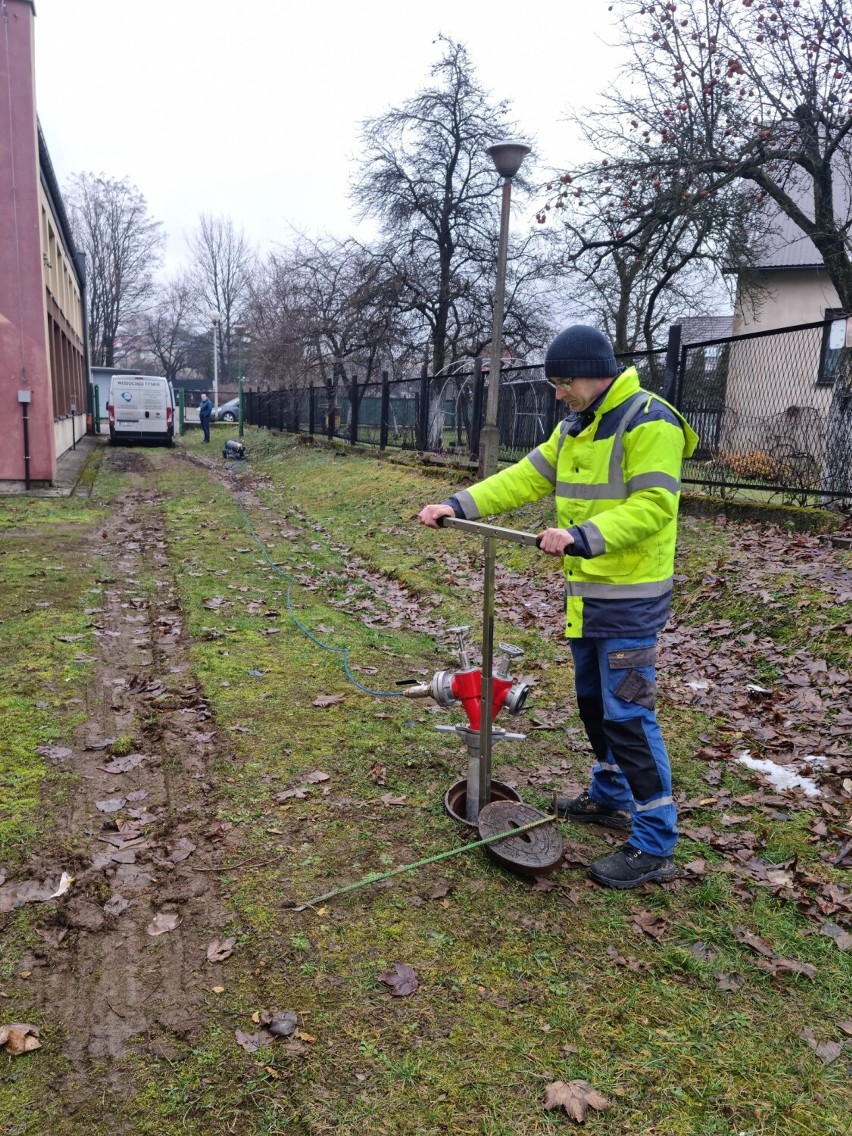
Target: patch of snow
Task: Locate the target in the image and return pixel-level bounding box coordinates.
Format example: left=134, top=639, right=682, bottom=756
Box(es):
left=737, top=751, right=821, bottom=798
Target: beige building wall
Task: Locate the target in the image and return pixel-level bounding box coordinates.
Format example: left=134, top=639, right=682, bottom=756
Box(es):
left=722, top=271, right=841, bottom=458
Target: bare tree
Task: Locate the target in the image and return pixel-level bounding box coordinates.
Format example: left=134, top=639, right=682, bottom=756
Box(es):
left=65, top=173, right=164, bottom=367
left=546, top=159, right=757, bottom=354
left=144, top=276, right=195, bottom=382
left=352, top=37, right=527, bottom=376
left=542, top=0, right=852, bottom=309
left=186, top=214, right=255, bottom=380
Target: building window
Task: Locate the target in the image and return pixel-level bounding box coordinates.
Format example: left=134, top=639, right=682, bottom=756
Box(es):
left=818, top=309, right=847, bottom=386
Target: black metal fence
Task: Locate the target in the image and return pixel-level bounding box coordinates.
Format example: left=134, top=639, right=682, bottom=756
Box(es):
left=242, top=316, right=852, bottom=506
left=676, top=318, right=852, bottom=504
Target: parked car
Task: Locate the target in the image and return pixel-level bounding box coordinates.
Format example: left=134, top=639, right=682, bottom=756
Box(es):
left=212, top=397, right=240, bottom=423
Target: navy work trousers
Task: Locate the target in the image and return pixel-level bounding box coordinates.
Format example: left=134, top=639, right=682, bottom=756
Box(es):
left=570, top=634, right=677, bottom=857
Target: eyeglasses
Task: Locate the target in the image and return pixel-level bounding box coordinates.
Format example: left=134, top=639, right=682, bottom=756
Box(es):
left=546, top=378, right=575, bottom=391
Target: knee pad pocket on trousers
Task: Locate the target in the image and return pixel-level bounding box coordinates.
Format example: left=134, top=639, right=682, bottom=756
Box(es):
left=602, top=718, right=664, bottom=801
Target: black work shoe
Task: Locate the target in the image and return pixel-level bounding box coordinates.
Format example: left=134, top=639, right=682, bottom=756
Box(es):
left=555, top=790, right=631, bottom=830
left=589, top=843, right=675, bottom=889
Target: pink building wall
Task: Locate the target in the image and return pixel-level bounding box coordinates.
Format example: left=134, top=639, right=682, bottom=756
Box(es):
left=0, top=0, right=57, bottom=483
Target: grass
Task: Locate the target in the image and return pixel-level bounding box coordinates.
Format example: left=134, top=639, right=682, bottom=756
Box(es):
left=0, top=428, right=850, bottom=1135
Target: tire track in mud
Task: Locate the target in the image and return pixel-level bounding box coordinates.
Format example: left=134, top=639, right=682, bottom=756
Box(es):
left=19, top=450, right=236, bottom=1102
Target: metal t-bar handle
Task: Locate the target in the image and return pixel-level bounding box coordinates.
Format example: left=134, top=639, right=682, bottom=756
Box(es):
left=437, top=516, right=541, bottom=547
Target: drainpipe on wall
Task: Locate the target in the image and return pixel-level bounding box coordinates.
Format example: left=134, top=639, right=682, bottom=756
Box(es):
left=73, top=251, right=92, bottom=432
left=18, top=389, right=32, bottom=490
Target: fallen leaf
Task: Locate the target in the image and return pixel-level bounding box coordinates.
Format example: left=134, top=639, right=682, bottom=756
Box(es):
left=99, top=753, right=145, bottom=775
left=630, top=909, right=668, bottom=940
left=95, top=798, right=126, bottom=813
left=235, top=1029, right=274, bottom=1054
left=803, top=1035, right=843, bottom=1064
left=0, top=1023, right=42, bottom=1056
left=104, top=895, right=129, bottom=917
left=378, top=963, right=419, bottom=997
left=147, top=911, right=180, bottom=937
left=207, top=937, right=237, bottom=963
left=543, top=1080, right=611, bottom=1122
left=379, top=793, right=407, bottom=807
left=166, top=838, right=197, bottom=864
left=312, top=694, right=345, bottom=708
left=35, top=746, right=72, bottom=762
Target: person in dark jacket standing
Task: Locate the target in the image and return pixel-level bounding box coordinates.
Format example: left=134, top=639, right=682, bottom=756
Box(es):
left=199, top=391, right=212, bottom=443
left=419, top=325, right=698, bottom=889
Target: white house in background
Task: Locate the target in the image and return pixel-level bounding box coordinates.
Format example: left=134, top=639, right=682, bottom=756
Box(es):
left=720, top=176, right=852, bottom=463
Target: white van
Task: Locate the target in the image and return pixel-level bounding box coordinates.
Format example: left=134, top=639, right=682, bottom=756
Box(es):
left=107, top=375, right=176, bottom=446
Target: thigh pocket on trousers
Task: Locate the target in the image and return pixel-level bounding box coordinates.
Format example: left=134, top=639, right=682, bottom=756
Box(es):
left=614, top=668, right=656, bottom=710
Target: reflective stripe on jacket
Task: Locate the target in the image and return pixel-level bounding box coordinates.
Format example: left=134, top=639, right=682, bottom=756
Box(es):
left=455, top=367, right=699, bottom=637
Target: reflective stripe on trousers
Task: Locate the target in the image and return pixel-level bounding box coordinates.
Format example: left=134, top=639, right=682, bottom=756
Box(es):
left=570, top=634, right=678, bottom=857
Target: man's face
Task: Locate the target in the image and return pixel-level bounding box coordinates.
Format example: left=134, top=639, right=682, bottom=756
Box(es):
left=551, top=376, right=613, bottom=413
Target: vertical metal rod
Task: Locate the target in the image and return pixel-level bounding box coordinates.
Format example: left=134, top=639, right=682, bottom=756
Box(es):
left=22, top=403, right=31, bottom=490
left=477, top=534, right=497, bottom=819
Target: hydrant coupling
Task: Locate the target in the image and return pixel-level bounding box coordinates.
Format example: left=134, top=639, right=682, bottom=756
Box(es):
left=401, top=630, right=530, bottom=726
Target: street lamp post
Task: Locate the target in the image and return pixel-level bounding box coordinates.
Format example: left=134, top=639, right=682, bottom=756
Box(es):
left=233, top=324, right=247, bottom=438
left=478, top=141, right=531, bottom=480
left=209, top=310, right=221, bottom=410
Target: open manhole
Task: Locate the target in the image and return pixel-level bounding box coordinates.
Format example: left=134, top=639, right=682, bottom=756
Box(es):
left=443, top=778, right=521, bottom=828
left=477, top=800, right=563, bottom=876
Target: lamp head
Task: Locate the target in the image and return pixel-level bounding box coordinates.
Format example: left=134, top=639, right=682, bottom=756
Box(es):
left=487, top=141, right=531, bottom=179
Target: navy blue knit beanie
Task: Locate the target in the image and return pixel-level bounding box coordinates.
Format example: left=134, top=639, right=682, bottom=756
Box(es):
left=544, top=324, right=617, bottom=379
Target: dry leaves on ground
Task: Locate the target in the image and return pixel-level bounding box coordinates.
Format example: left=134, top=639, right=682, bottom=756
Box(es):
left=378, top=963, right=419, bottom=997
left=147, top=911, right=180, bottom=937
left=312, top=694, right=345, bottom=708
left=207, top=937, right=236, bottom=963
left=543, top=1080, right=611, bottom=1122
left=0, top=1023, right=41, bottom=1055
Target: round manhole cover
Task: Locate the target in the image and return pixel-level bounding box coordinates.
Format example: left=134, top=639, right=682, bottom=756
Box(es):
left=477, top=801, right=563, bottom=876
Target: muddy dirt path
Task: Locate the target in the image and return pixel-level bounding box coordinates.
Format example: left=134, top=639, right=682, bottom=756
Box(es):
left=17, top=451, right=236, bottom=1106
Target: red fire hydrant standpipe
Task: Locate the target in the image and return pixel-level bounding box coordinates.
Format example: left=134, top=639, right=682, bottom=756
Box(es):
left=438, top=516, right=545, bottom=822
left=402, top=516, right=564, bottom=876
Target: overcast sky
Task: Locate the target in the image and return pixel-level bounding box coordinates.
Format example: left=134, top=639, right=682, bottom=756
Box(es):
left=34, top=0, right=626, bottom=275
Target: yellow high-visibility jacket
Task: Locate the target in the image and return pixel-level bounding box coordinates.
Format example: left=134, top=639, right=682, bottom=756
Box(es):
left=454, top=367, right=699, bottom=638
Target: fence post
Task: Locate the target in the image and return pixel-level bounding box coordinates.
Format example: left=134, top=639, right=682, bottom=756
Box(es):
left=663, top=324, right=682, bottom=402
left=327, top=387, right=335, bottom=441
left=178, top=389, right=185, bottom=435
left=349, top=372, right=359, bottom=445
left=675, top=344, right=689, bottom=411
left=291, top=387, right=300, bottom=434
left=470, top=357, right=484, bottom=460
left=309, top=384, right=315, bottom=437
left=416, top=364, right=430, bottom=451
left=546, top=376, right=558, bottom=435
left=379, top=370, right=390, bottom=450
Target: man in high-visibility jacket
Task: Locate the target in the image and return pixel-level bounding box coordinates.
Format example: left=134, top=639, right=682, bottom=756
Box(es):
left=419, top=325, right=698, bottom=889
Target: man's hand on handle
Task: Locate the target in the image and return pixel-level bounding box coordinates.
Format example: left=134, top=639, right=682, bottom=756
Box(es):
left=537, top=527, right=574, bottom=556
left=418, top=503, right=455, bottom=528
